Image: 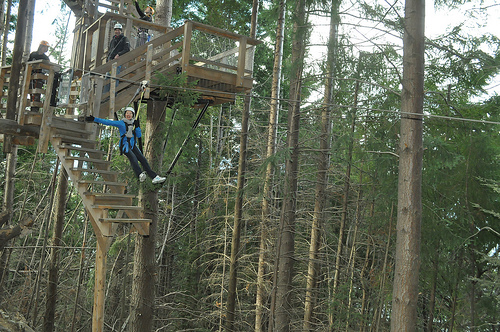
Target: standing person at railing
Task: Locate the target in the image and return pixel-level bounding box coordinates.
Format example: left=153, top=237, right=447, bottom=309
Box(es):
left=108, top=23, right=131, bottom=61
left=27, top=41, right=51, bottom=112
left=104, top=23, right=131, bottom=94
left=134, top=1, right=155, bottom=47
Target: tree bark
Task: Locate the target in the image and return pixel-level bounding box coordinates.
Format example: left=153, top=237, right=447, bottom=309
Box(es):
left=0, top=0, right=12, bottom=66
left=43, top=168, right=69, bottom=332
left=303, top=1, right=338, bottom=330
left=129, top=100, right=166, bottom=332
left=23, top=0, right=35, bottom=59
left=256, top=2, right=285, bottom=331
left=390, top=0, right=425, bottom=329
left=272, top=1, right=307, bottom=331
left=225, top=2, right=259, bottom=330
left=0, top=0, right=5, bottom=51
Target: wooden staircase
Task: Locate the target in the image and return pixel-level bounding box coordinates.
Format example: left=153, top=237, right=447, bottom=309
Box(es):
left=48, top=116, right=151, bottom=240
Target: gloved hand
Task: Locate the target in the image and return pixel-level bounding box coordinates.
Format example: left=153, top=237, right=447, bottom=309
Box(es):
left=85, top=115, right=95, bottom=122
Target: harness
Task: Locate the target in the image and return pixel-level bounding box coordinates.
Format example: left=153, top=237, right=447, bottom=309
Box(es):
left=120, top=119, right=139, bottom=154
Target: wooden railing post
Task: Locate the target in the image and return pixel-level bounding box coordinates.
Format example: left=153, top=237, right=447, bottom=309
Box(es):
left=110, top=63, right=118, bottom=118
left=181, top=21, right=193, bottom=74
left=236, top=36, right=248, bottom=89
left=145, top=44, right=153, bottom=99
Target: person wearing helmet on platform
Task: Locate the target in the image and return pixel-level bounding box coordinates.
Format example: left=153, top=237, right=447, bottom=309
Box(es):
left=108, top=22, right=131, bottom=61
left=27, top=41, right=51, bottom=111
left=85, top=107, right=166, bottom=184
left=134, top=1, right=155, bottom=47
left=28, top=40, right=50, bottom=61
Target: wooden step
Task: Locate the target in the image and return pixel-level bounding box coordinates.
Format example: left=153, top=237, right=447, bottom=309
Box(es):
left=100, top=218, right=152, bottom=224
left=64, top=156, right=111, bottom=166
left=59, top=144, right=105, bottom=155
left=84, top=192, right=135, bottom=204
left=53, top=134, right=95, bottom=145
left=92, top=204, right=143, bottom=210
left=52, top=123, right=89, bottom=135
left=70, top=167, right=114, bottom=175
left=78, top=179, right=127, bottom=187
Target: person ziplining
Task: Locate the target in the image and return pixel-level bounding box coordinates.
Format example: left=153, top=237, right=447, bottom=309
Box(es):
left=85, top=107, right=166, bottom=184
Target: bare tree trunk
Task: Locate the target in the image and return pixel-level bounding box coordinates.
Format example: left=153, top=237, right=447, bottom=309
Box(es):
left=43, top=168, right=69, bottom=332
left=303, top=0, right=339, bottom=329
left=0, top=0, right=12, bottom=66
left=257, top=4, right=285, bottom=332
left=129, top=100, right=166, bottom=332
left=23, top=0, right=35, bottom=59
left=425, top=255, right=438, bottom=332
left=0, top=0, right=5, bottom=50
left=272, top=1, right=307, bottom=331
left=390, top=0, right=425, bottom=329
left=5, top=0, right=28, bottom=125
left=225, top=94, right=249, bottom=331
left=70, top=216, right=89, bottom=332
left=375, top=204, right=394, bottom=332
left=226, top=2, right=259, bottom=330
left=155, top=0, right=172, bottom=30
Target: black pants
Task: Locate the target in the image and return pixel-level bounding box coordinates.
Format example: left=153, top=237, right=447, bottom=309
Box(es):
left=123, top=144, right=157, bottom=179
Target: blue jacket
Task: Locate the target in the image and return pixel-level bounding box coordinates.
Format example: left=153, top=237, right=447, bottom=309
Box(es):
left=94, top=117, right=142, bottom=154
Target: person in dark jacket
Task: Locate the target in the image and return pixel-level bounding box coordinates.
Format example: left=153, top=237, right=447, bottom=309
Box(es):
left=28, top=41, right=51, bottom=111
left=28, top=40, right=50, bottom=61
left=108, top=23, right=131, bottom=61
left=134, top=1, right=154, bottom=47
left=85, top=107, right=166, bottom=184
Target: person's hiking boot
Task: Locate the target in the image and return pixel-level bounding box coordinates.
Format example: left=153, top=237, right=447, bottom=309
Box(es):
left=152, top=175, right=166, bottom=184
left=139, top=171, right=147, bottom=182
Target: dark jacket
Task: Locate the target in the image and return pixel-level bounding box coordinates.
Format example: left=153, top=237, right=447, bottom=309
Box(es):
left=28, top=52, right=49, bottom=61
left=108, top=34, right=131, bottom=61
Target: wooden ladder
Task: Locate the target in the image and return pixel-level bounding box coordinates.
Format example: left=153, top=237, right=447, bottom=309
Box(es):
left=48, top=116, right=151, bottom=239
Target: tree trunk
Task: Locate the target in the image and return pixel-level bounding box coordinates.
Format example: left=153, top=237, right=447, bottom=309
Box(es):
left=155, top=0, right=172, bottom=30
left=390, top=0, right=425, bottom=329
left=5, top=0, right=28, bottom=155
left=129, top=100, right=166, bottom=332
left=0, top=0, right=12, bottom=66
left=272, top=1, right=307, bottom=331
left=256, top=3, right=284, bottom=331
left=0, top=0, right=5, bottom=51
left=43, top=168, right=69, bottom=332
left=0, top=146, right=18, bottom=298
left=225, top=94, right=250, bottom=331
left=226, top=0, right=258, bottom=331
left=23, top=0, right=35, bottom=59
left=226, top=2, right=259, bottom=329
left=303, top=0, right=339, bottom=329
left=425, top=255, right=438, bottom=332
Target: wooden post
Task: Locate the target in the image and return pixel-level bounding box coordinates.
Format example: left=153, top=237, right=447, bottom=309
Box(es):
left=95, top=19, right=106, bottom=68
left=18, top=63, right=32, bottom=125
left=236, top=36, right=247, bottom=89
left=37, top=64, right=58, bottom=153
left=110, top=63, right=117, bottom=118
left=92, top=238, right=107, bottom=332
left=145, top=44, right=153, bottom=99
left=181, top=22, right=193, bottom=74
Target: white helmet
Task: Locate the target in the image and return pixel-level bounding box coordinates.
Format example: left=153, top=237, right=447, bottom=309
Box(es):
left=124, top=106, right=135, bottom=116
left=114, top=22, right=123, bottom=30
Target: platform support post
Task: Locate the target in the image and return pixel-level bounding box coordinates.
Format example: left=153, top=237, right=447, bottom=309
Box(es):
left=92, top=238, right=107, bottom=332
